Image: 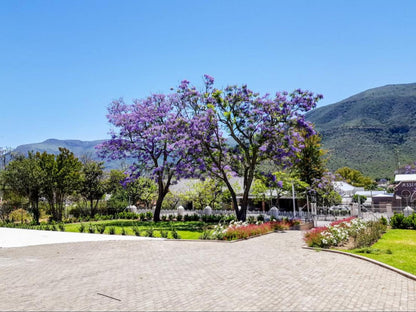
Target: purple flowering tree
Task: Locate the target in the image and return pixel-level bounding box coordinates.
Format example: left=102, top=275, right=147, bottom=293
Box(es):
left=179, top=75, right=322, bottom=221
left=98, top=94, right=198, bottom=222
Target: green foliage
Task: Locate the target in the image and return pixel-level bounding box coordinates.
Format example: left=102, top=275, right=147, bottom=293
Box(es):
left=78, top=223, right=85, bottom=233
left=159, top=229, right=168, bottom=238
left=352, top=194, right=367, bottom=204
left=88, top=223, right=95, bottom=233
left=390, top=213, right=416, bottom=229
left=96, top=224, right=106, bottom=234
left=132, top=226, right=141, bottom=236
left=306, top=83, right=416, bottom=179
left=351, top=220, right=387, bottom=248
left=108, top=226, right=116, bottom=235
left=336, top=167, right=377, bottom=189
left=145, top=227, right=154, bottom=237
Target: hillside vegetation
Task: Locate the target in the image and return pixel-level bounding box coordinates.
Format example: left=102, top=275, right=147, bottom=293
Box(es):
left=306, top=83, right=416, bottom=179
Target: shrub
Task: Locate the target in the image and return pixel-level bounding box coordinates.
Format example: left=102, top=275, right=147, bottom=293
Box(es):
left=390, top=213, right=406, bottom=229
left=160, top=230, right=168, bottom=238
left=139, top=212, right=146, bottom=221
left=145, top=211, right=153, bottom=220
left=88, top=224, right=95, bottom=234
left=257, top=214, right=265, bottom=222
left=171, top=227, right=181, bottom=239
left=168, top=214, right=174, bottom=221
left=176, top=214, right=183, bottom=221
left=108, top=226, right=116, bottom=235
left=58, top=223, right=65, bottom=231
left=78, top=223, right=85, bottom=233
left=96, top=224, right=106, bottom=234
left=121, top=227, right=127, bottom=235
left=131, top=226, right=140, bottom=236
left=199, top=226, right=212, bottom=240
left=161, top=215, right=167, bottom=221
left=145, top=227, right=154, bottom=237
left=352, top=220, right=387, bottom=249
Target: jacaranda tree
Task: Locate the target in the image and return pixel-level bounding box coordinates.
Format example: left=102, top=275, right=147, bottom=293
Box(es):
left=98, top=94, right=199, bottom=222
left=179, top=75, right=322, bottom=221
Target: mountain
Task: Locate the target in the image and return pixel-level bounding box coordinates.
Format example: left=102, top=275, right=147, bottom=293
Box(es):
left=306, top=83, right=416, bottom=179
left=12, top=139, right=128, bottom=170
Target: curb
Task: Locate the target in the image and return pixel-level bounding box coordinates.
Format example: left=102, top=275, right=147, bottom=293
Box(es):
left=302, top=246, right=416, bottom=282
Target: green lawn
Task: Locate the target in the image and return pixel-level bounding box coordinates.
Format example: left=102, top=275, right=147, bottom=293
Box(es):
left=63, top=220, right=206, bottom=240
left=345, top=229, right=416, bottom=275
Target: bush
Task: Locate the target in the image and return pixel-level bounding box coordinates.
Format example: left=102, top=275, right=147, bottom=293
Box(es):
left=132, top=226, right=141, bottom=236
left=145, top=211, right=153, bottom=220
left=88, top=224, right=95, bottom=234
left=78, top=223, right=85, bottom=233
left=160, top=230, right=168, bottom=238
left=176, top=214, right=183, bottom=221
left=352, top=220, right=387, bottom=248
left=108, top=226, right=116, bottom=235
left=121, top=227, right=127, bottom=235
left=96, top=224, right=106, bottom=234
left=257, top=214, right=264, bottom=222
left=161, top=215, right=167, bottom=221
left=390, top=213, right=406, bottom=229
left=58, top=223, right=65, bottom=232
left=171, top=227, right=181, bottom=239
left=145, top=227, right=154, bottom=237
left=201, top=214, right=222, bottom=223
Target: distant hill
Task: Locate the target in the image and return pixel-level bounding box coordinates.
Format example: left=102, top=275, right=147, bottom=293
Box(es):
left=306, top=83, right=416, bottom=179
left=12, top=139, right=129, bottom=170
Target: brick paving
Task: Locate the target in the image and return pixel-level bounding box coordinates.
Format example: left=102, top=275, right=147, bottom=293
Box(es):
left=0, top=231, right=415, bottom=311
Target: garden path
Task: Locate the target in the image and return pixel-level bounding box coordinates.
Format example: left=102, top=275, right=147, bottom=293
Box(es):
left=0, top=230, right=415, bottom=311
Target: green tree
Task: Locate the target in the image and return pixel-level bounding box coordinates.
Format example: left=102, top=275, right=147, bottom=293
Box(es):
left=294, top=134, right=327, bottom=186
left=38, top=148, right=82, bottom=221
left=336, top=167, right=377, bottom=189
left=1, top=152, right=43, bottom=224
left=184, top=178, right=224, bottom=210
left=80, top=160, right=106, bottom=217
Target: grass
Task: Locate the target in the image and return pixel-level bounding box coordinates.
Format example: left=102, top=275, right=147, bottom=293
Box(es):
left=344, top=229, right=416, bottom=276
left=63, top=220, right=206, bottom=240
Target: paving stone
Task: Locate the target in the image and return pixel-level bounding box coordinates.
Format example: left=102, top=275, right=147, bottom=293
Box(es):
left=0, top=231, right=415, bottom=311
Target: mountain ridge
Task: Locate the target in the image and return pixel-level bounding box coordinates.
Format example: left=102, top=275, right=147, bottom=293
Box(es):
left=306, top=82, right=416, bottom=179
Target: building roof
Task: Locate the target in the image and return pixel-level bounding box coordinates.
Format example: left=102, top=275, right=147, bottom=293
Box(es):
left=355, top=191, right=387, bottom=197
left=394, top=174, right=416, bottom=182
left=333, top=181, right=355, bottom=192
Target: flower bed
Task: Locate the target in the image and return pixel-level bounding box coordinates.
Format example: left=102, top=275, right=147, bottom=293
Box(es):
left=303, top=217, right=387, bottom=249
left=208, top=220, right=293, bottom=241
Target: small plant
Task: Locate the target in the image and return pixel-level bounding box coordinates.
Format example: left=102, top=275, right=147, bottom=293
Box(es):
left=139, top=212, right=146, bottom=221
left=51, top=224, right=57, bottom=231
left=96, top=224, right=106, bottom=234
left=199, top=226, right=212, bottom=240
left=160, top=229, right=168, bottom=238
left=132, top=226, right=141, bottom=236
left=108, top=226, right=116, bottom=235
left=58, top=223, right=65, bottom=231
left=121, top=227, right=127, bottom=235
left=168, top=214, right=174, bottom=221
left=161, top=215, right=167, bottom=221
left=257, top=214, right=265, bottom=222
left=145, top=211, right=153, bottom=220
left=145, top=227, right=154, bottom=237
left=176, top=214, right=183, bottom=221
left=171, top=227, right=181, bottom=239
left=88, top=224, right=95, bottom=233
left=78, top=223, right=85, bottom=233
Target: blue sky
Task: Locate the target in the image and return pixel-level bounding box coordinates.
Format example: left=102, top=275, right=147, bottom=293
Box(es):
left=1, top=0, right=415, bottom=148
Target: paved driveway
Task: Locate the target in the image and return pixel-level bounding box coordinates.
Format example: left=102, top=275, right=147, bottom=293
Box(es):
left=0, top=231, right=415, bottom=311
